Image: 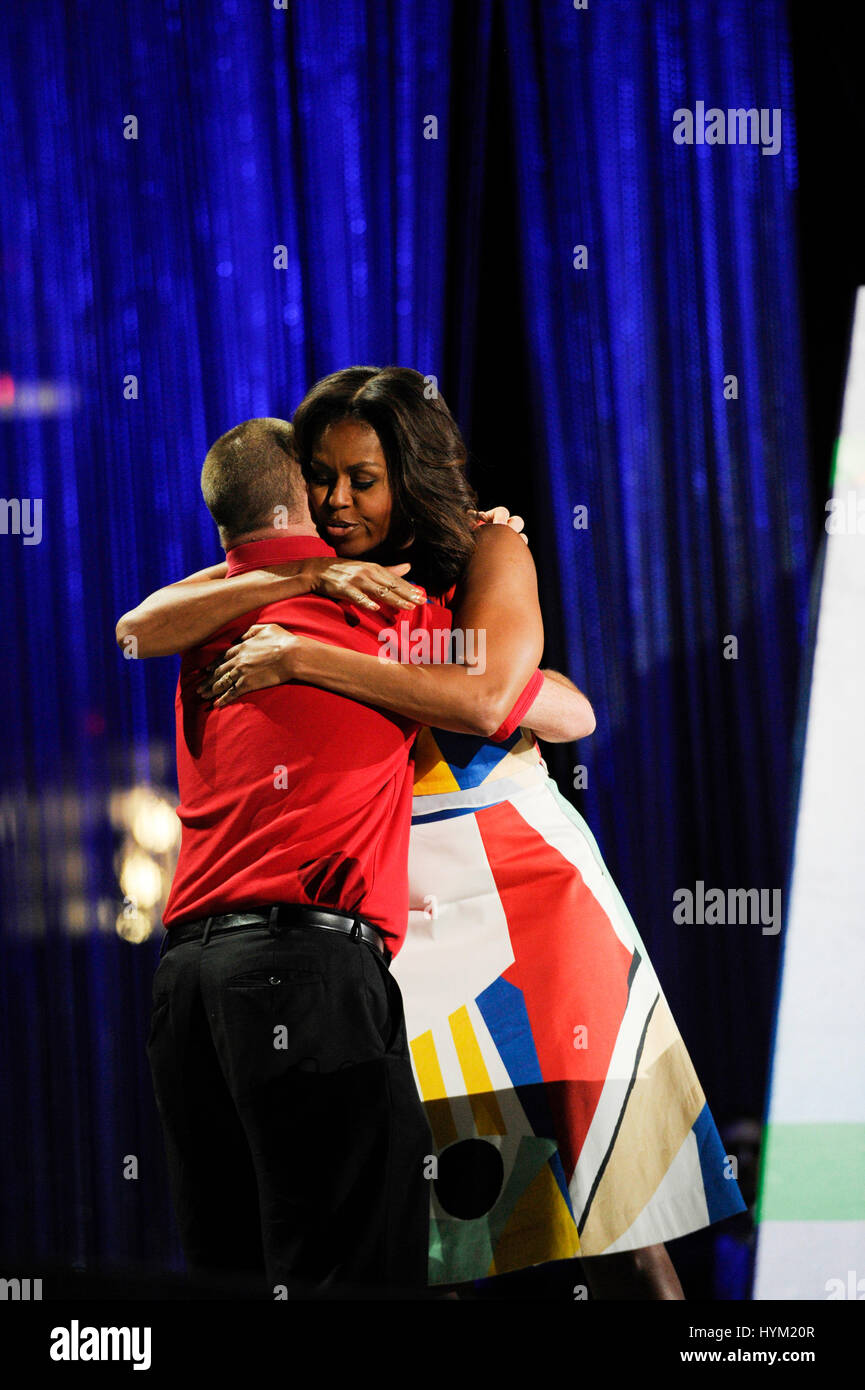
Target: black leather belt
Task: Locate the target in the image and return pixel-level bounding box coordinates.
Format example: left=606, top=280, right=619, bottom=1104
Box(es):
left=163, top=903, right=391, bottom=960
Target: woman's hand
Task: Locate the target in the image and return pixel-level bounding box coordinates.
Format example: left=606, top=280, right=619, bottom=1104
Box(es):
left=303, top=558, right=425, bottom=611
left=469, top=506, right=529, bottom=544
left=196, top=624, right=305, bottom=707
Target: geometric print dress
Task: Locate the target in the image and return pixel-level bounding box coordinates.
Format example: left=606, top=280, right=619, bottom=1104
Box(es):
left=392, top=724, right=746, bottom=1286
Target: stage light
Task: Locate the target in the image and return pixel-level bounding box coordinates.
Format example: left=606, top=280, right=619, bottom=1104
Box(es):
left=0, top=373, right=79, bottom=416
left=119, top=849, right=164, bottom=911
left=63, top=898, right=90, bottom=937
left=126, top=788, right=180, bottom=854
left=115, top=906, right=154, bottom=944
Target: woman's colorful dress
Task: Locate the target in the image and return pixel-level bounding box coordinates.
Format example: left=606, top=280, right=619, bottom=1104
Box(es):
left=392, top=724, right=746, bottom=1285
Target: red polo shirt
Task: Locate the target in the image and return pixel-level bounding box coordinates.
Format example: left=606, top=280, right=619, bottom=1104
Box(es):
left=163, top=535, right=452, bottom=951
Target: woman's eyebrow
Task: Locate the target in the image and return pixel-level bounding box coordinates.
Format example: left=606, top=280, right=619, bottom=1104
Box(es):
left=310, top=458, right=383, bottom=471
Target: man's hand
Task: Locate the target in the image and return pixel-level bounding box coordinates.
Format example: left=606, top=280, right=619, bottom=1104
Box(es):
left=197, top=624, right=304, bottom=707
left=303, top=558, right=425, bottom=612
left=469, top=506, right=529, bottom=544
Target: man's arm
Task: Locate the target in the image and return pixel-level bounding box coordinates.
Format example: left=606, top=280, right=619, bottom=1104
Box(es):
left=115, top=558, right=426, bottom=660
left=115, top=563, right=316, bottom=658
left=523, top=669, right=596, bottom=742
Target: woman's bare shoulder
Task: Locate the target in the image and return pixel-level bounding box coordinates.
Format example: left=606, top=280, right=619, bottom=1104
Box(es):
left=456, top=521, right=537, bottom=592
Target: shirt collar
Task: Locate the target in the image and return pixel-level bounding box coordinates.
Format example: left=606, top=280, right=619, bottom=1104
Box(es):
left=225, top=535, right=337, bottom=577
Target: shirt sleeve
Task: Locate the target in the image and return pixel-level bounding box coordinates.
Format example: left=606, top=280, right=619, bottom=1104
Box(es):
left=489, top=668, right=544, bottom=742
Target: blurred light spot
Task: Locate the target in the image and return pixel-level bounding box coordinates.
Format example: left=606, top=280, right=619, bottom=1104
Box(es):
left=116, top=907, right=154, bottom=944
left=120, top=849, right=164, bottom=909
left=125, top=788, right=180, bottom=853
left=64, top=898, right=89, bottom=936
left=0, top=376, right=79, bottom=417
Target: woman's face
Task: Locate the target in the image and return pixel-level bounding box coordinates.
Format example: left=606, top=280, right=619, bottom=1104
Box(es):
left=305, top=418, right=393, bottom=557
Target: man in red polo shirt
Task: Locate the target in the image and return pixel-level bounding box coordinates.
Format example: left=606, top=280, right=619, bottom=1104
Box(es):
left=124, top=418, right=451, bottom=1295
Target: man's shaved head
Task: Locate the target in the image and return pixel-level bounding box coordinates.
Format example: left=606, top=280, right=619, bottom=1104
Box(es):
left=201, top=417, right=308, bottom=546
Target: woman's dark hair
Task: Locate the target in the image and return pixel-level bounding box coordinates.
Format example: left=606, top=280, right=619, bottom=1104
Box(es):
left=291, top=366, right=478, bottom=596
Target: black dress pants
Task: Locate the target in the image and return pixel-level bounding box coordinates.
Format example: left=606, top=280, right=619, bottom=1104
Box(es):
left=146, top=921, right=432, bottom=1294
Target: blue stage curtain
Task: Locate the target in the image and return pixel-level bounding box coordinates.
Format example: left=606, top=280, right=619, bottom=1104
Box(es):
left=0, top=0, right=486, bottom=1274
left=502, top=0, right=812, bottom=1117
left=0, top=0, right=811, bottom=1277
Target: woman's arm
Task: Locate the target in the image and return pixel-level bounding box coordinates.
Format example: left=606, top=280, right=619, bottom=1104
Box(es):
left=523, top=669, right=596, bottom=742
left=116, top=508, right=525, bottom=660
left=204, top=525, right=545, bottom=737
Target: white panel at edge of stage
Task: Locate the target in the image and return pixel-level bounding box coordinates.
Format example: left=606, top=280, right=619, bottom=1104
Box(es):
left=755, top=288, right=865, bottom=1296
left=754, top=1222, right=865, bottom=1301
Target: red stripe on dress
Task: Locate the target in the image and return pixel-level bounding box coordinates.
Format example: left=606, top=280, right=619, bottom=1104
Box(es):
left=476, top=799, right=634, bottom=1172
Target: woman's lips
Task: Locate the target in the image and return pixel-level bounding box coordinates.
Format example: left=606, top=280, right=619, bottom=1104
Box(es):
left=323, top=520, right=359, bottom=536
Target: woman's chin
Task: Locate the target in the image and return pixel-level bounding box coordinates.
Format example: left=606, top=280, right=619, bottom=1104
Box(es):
left=331, top=532, right=372, bottom=556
